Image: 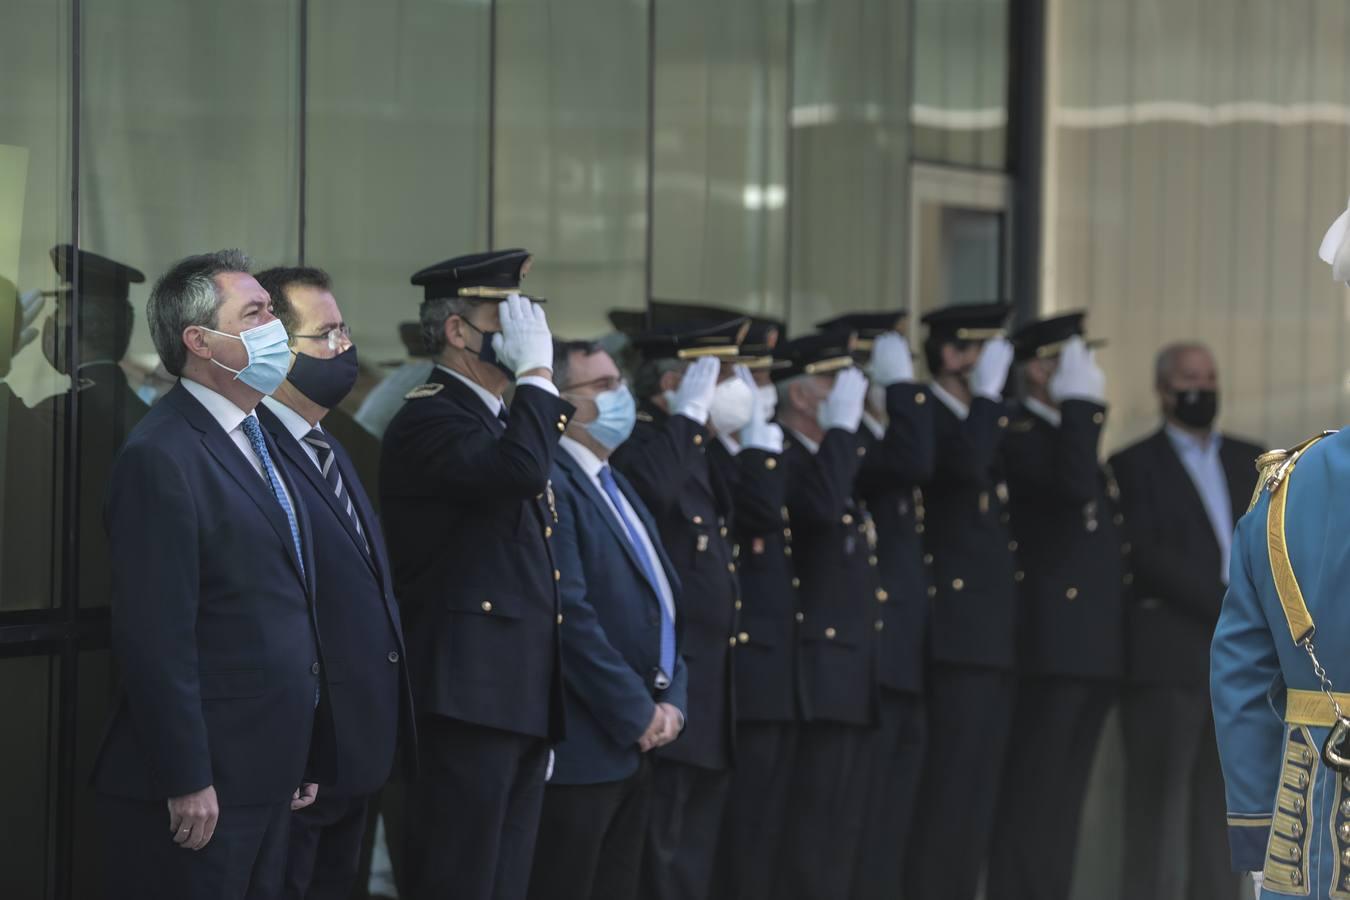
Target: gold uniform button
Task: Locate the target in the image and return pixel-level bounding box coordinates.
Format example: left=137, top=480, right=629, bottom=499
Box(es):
left=784, top=546, right=793, bottom=557
left=559, top=414, right=569, bottom=424
left=729, top=636, right=737, bottom=647
left=916, top=524, right=925, bottom=534
left=927, top=586, right=937, bottom=598
left=727, top=563, right=736, bottom=574
left=875, top=620, right=884, bottom=631
left=556, top=614, right=564, bottom=625
left=766, top=457, right=778, bottom=470
left=998, top=416, right=1009, bottom=428
left=1066, top=587, right=1079, bottom=600
left=556, top=422, right=566, bottom=432
left=1341, top=822, right=1350, bottom=841
left=824, top=627, right=837, bottom=639
left=952, top=578, right=965, bottom=591
left=1008, top=540, right=1018, bottom=552
left=734, top=600, right=742, bottom=611
left=1015, top=571, right=1026, bottom=582
left=1092, top=411, right=1105, bottom=425
left=481, top=601, right=493, bottom=612
left=795, top=611, right=805, bottom=623
left=311, top=662, right=321, bottom=675
left=738, top=632, right=750, bottom=644
left=923, top=553, right=934, bottom=565
left=783, top=528, right=793, bottom=539
left=857, top=446, right=867, bottom=457
left=869, top=555, right=878, bottom=566
left=545, top=526, right=552, bottom=538
left=842, top=514, right=854, bottom=525
left=876, top=589, right=889, bottom=603
left=388, top=651, right=400, bottom=663
left=693, top=515, right=704, bottom=525
left=554, top=569, right=562, bottom=581
left=915, top=392, right=926, bottom=405
left=693, top=434, right=704, bottom=446
left=720, top=526, right=728, bottom=537
left=792, top=577, right=801, bottom=588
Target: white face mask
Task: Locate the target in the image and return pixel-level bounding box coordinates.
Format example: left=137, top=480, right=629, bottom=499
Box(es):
left=757, top=383, right=778, bottom=420
left=710, top=376, right=755, bottom=435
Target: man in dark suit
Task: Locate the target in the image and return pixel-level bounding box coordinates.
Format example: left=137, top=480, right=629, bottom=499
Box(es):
left=987, top=314, right=1126, bottom=900
left=771, top=332, right=878, bottom=900
left=1108, top=341, right=1259, bottom=900
left=251, top=266, right=416, bottom=900
left=93, top=250, right=333, bottom=900
left=905, top=302, right=1018, bottom=900
left=380, top=249, right=574, bottom=900
left=609, top=304, right=747, bottom=900
left=820, top=313, right=935, bottom=900
left=527, top=339, right=689, bottom=900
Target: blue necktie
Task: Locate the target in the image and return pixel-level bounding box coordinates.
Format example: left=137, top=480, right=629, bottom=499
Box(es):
left=241, top=416, right=305, bottom=577
left=599, top=465, right=676, bottom=682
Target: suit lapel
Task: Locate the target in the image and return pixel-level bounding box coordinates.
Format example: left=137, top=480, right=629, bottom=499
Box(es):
left=559, top=451, right=651, bottom=586
left=329, top=437, right=386, bottom=580
left=1150, top=429, right=1219, bottom=552
left=612, top=465, right=682, bottom=600
left=259, top=406, right=376, bottom=578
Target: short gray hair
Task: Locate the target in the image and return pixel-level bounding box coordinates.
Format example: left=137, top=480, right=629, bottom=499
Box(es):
left=1154, top=341, right=1212, bottom=389
left=633, top=358, right=684, bottom=401
left=147, top=249, right=251, bottom=376
left=419, top=296, right=476, bottom=357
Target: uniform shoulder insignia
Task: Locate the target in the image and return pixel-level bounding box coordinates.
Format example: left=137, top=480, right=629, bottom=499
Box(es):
left=403, top=383, right=445, bottom=400
left=1249, top=430, right=1338, bottom=511
left=636, top=411, right=654, bottom=423
left=1008, top=417, right=1035, bottom=433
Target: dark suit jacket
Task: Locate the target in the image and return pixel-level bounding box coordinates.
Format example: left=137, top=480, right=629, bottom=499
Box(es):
left=91, top=381, right=335, bottom=806
left=380, top=368, right=574, bottom=740
left=1108, top=427, right=1261, bottom=688
left=1003, top=400, right=1125, bottom=680
left=549, top=447, right=689, bottom=785
left=923, top=394, right=1019, bottom=670
left=782, top=427, right=878, bottom=727
left=258, top=403, right=416, bottom=797
left=854, top=383, right=937, bottom=695
left=708, top=438, right=804, bottom=724
left=611, top=403, right=738, bottom=771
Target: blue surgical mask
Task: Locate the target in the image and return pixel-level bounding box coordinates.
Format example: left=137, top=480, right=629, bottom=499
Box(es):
left=203, top=318, right=292, bottom=395
left=585, top=385, right=637, bottom=450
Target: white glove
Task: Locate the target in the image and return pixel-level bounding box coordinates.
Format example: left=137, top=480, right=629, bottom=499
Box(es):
left=736, top=364, right=784, bottom=453
left=1048, top=336, right=1107, bottom=405
left=869, top=332, right=914, bottom=386
left=1319, top=194, right=1350, bottom=283
left=970, top=336, right=1015, bottom=401
left=671, top=356, right=719, bottom=425
left=15, top=289, right=43, bottom=352
left=1250, top=871, right=1263, bottom=892
left=491, top=293, right=554, bottom=376
left=817, top=367, right=867, bottom=433
left=546, top=749, right=555, bottom=782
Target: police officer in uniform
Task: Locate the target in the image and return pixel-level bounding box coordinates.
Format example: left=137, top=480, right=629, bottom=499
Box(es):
left=380, top=249, right=573, bottom=900
left=771, top=332, right=879, bottom=900
left=610, top=304, right=747, bottom=900
left=819, top=311, right=936, bottom=900
left=905, top=302, right=1019, bottom=900
left=986, top=313, right=1126, bottom=900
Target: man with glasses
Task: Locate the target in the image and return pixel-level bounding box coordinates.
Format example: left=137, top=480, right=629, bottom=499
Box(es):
left=251, top=267, right=416, bottom=900
left=381, top=250, right=572, bottom=900
left=527, top=339, right=688, bottom=900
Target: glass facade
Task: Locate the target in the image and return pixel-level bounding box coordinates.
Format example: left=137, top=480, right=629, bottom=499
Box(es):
left=0, top=3, right=1012, bottom=897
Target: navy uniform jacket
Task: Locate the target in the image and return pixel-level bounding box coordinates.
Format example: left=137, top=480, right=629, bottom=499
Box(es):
left=782, top=427, right=879, bottom=727
left=1212, top=430, right=1350, bottom=889
left=1002, top=400, right=1125, bottom=680
left=708, top=438, right=803, bottom=724
left=610, top=402, right=738, bottom=771
left=854, top=383, right=937, bottom=694
left=923, top=393, right=1019, bottom=669
left=258, top=404, right=417, bottom=797
left=548, top=448, right=689, bottom=785
left=92, top=382, right=335, bottom=805
left=1109, top=428, right=1260, bottom=688
left=380, top=368, right=574, bottom=740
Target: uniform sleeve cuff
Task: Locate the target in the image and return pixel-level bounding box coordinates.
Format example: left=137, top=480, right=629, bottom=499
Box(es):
left=1227, top=818, right=1272, bottom=872
left=517, top=375, right=560, bottom=397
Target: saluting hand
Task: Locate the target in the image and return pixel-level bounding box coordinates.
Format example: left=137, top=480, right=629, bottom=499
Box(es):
left=167, top=784, right=219, bottom=851
left=818, top=367, right=868, bottom=433
left=737, top=364, right=784, bottom=453
left=492, top=293, right=554, bottom=378
left=1048, top=336, right=1106, bottom=405
left=970, top=336, right=1015, bottom=400
left=671, top=356, right=720, bottom=425
left=869, top=332, right=914, bottom=387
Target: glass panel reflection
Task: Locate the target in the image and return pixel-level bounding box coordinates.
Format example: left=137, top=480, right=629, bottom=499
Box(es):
left=0, top=654, right=57, bottom=898
left=911, top=0, right=1008, bottom=170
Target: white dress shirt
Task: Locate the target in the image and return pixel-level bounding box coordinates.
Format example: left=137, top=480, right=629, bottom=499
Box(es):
left=437, top=364, right=560, bottom=419
left=1164, top=423, right=1232, bottom=584
left=784, top=426, right=821, bottom=455
left=1023, top=396, right=1062, bottom=428
left=861, top=411, right=887, bottom=440
left=181, top=377, right=295, bottom=510
left=929, top=381, right=971, bottom=420
left=261, top=396, right=323, bottom=472
left=559, top=436, right=677, bottom=623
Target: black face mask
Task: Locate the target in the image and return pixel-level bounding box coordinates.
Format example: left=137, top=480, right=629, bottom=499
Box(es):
left=287, top=345, right=359, bottom=409
left=462, top=319, right=515, bottom=380
left=1172, top=388, right=1218, bottom=429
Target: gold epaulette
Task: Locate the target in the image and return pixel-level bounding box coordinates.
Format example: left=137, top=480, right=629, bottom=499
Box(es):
left=1248, top=430, right=1338, bottom=512
left=404, top=383, right=445, bottom=400
left=636, top=411, right=654, bottom=423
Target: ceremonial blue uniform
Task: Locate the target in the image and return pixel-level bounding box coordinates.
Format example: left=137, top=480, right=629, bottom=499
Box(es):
left=1212, top=429, right=1350, bottom=897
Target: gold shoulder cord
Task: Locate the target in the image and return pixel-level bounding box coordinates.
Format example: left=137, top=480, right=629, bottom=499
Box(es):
left=1262, top=432, right=1350, bottom=768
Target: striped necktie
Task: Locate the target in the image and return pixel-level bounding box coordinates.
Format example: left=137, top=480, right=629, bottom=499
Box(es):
left=302, top=428, right=368, bottom=551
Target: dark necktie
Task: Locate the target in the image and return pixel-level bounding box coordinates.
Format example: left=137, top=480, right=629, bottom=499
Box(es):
left=599, top=465, right=676, bottom=682
left=240, top=416, right=305, bottom=575
left=496, top=403, right=510, bottom=428
left=302, top=428, right=368, bottom=552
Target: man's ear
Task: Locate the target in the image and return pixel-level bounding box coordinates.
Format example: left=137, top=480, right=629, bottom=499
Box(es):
left=444, top=315, right=469, bottom=351
left=658, top=368, right=681, bottom=393
left=181, top=325, right=212, bottom=362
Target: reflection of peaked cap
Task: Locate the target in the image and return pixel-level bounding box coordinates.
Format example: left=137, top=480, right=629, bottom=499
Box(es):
left=920, top=301, right=1012, bottom=342
left=410, top=249, right=543, bottom=304
left=50, top=244, right=144, bottom=301
left=1009, top=310, right=1106, bottom=362
left=770, top=331, right=859, bottom=382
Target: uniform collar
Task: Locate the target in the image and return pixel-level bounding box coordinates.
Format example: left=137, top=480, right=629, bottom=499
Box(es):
left=559, top=435, right=606, bottom=478
left=1024, top=396, right=1061, bottom=428
left=928, top=381, right=970, bottom=420
left=437, top=364, right=503, bottom=416
left=261, top=395, right=320, bottom=441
